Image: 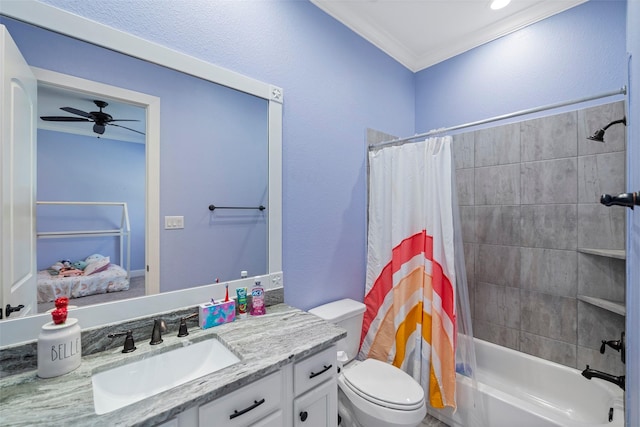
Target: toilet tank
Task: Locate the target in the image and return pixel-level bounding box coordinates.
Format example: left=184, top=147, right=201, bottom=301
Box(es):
left=308, top=299, right=366, bottom=362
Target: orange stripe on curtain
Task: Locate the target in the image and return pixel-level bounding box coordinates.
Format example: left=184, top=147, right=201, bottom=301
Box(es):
left=425, top=309, right=456, bottom=406
left=367, top=266, right=424, bottom=360
left=392, top=301, right=423, bottom=367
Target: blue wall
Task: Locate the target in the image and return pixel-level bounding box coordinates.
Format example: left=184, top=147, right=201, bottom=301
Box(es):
left=626, top=0, right=639, bottom=422
left=36, top=130, right=145, bottom=271
left=415, top=1, right=627, bottom=132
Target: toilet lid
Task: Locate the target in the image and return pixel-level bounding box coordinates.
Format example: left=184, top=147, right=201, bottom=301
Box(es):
left=343, top=359, right=425, bottom=410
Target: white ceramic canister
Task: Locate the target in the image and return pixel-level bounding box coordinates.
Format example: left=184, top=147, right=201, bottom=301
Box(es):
left=37, top=318, right=82, bottom=378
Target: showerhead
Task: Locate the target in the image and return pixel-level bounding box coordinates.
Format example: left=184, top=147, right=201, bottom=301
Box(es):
left=587, top=116, right=626, bottom=142
left=587, top=128, right=606, bottom=142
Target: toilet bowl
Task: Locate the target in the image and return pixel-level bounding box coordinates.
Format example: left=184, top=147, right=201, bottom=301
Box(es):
left=309, top=299, right=427, bottom=427
left=338, top=359, right=426, bottom=427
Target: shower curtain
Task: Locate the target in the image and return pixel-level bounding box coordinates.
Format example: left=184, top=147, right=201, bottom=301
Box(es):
left=359, top=136, right=458, bottom=409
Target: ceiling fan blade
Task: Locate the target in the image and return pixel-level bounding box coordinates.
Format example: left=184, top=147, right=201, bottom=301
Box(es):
left=109, top=119, right=140, bottom=122
left=60, top=106, right=92, bottom=118
left=40, top=116, right=91, bottom=122
left=93, top=123, right=106, bottom=135
left=108, top=123, right=146, bottom=135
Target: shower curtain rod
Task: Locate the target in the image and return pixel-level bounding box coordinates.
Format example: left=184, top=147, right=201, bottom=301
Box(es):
left=369, top=86, right=627, bottom=151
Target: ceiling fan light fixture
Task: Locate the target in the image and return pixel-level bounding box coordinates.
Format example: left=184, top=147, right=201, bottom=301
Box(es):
left=490, top=0, right=511, bottom=10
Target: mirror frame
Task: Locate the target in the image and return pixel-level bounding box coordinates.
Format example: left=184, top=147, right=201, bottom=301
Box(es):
left=0, top=0, right=283, bottom=346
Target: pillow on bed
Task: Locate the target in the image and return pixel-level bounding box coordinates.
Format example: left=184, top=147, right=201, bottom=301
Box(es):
left=85, top=253, right=106, bottom=264
left=84, top=256, right=110, bottom=275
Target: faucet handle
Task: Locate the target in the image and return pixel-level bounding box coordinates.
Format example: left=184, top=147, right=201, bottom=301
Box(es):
left=600, top=332, right=625, bottom=364
left=108, top=330, right=136, bottom=353
left=150, top=319, right=167, bottom=345
left=177, top=312, right=199, bottom=337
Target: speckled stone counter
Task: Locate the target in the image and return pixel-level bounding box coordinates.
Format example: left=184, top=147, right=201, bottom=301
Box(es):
left=0, top=304, right=345, bottom=426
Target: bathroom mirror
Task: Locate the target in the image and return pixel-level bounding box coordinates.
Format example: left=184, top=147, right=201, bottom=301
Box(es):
left=0, top=1, right=282, bottom=346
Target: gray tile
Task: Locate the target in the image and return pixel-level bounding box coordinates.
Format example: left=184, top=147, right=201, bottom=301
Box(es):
left=475, top=164, right=520, bottom=205
left=455, top=168, right=474, bottom=206
left=460, top=206, right=476, bottom=244
left=520, top=290, right=577, bottom=343
left=366, top=128, right=398, bottom=145
left=452, top=132, right=474, bottom=170
left=577, top=204, right=625, bottom=250
left=520, top=248, right=577, bottom=297
left=521, top=111, right=577, bottom=161
left=475, top=282, right=520, bottom=328
left=520, top=331, right=577, bottom=367
left=577, top=345, right=625, bottom=376
left=475, top=123, right=520, bottom=167
left=520, top=204, right=577, bottom=250
left=521, top=158, right=577, bottom=204
left=577, top=301, right=625, bottom=351
left=577, top=152, right=626, bottom=203
left=577, top=253, right=625, bottom=302
left=578, top=101, right=626, bottom=155
left=475, top=205, right=521, bottom=246
left=476, top=244, right=520, bottom=288
left=472, top=319, right=519, bottom=350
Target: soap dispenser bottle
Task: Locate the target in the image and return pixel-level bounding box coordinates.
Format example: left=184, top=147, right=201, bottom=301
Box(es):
left=250, top=280, right=266, bottom=316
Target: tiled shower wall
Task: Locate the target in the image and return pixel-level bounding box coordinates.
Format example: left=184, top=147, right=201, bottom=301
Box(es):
left=453, top=101, right=626, bottom=376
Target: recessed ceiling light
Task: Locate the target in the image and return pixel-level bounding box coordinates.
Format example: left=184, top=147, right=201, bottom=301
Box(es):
left=490, top=0, right=511, bottom=10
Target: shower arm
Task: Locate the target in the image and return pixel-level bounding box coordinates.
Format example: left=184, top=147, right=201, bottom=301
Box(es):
left=600, top=117, right=626, bottom=132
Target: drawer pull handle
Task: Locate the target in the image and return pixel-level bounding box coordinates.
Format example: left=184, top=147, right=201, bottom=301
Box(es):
left=309, top=364, right=333, bottom=379
left=300, top=411, right=308, bottom=422
left=229, top=398, right=265, bottom=420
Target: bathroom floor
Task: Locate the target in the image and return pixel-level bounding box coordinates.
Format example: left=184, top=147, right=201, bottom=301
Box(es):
left=421, top=414, right=450, bottom=427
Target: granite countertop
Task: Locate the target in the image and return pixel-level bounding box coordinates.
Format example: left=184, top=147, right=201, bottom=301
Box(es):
left=0, top=304, right=345, bottom=426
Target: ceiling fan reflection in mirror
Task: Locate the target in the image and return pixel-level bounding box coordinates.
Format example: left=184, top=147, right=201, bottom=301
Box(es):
left=40, top=100, right=145, bottom=136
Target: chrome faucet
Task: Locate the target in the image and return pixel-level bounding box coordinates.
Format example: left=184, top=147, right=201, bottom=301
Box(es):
left=108, top=330, right=136, bottom=353
left=150, top=319, right=167, bottom=345
left=581, top=365, right=625, bottom=390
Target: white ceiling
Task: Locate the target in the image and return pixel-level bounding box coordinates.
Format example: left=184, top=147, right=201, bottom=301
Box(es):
left=311, top=0, right=587, bottom=72
left=38, top=84, right=146, bottom=144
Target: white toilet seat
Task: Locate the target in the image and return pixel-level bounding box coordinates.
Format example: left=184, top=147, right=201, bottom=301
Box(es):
left=342, top=359, right=425, bottom=411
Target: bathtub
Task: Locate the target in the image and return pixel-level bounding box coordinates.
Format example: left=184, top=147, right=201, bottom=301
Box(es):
left=429, top=338, right=625, bottom=427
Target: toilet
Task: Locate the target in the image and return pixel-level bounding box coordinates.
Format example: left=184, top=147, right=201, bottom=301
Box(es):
left=309, top=299, right=427, bottom=427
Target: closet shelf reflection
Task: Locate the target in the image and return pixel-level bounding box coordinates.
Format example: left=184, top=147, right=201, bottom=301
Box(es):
left=577, top=248, right=626, bottom=260
left=578, top=295, right=625, bottom=316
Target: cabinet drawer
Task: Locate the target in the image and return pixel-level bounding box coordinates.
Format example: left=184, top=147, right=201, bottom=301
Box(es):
left=294, top=345, right=337, bottom=396
left=199, top=371, right=283, bottom=426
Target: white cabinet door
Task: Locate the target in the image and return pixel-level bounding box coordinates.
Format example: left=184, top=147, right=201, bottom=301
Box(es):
left=293, top=378, right=337, bottom=427
left=0, top=25, right=37, bottom=319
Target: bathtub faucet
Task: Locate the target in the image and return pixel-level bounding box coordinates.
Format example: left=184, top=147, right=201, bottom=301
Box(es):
left=581, top=365, right=625, bottom=390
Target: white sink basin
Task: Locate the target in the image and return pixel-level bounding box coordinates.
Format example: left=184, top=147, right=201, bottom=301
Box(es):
left=92, top=338, right=240, bottom=414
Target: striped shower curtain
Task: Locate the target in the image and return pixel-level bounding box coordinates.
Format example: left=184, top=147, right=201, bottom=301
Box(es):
left=359, top=137, right=457, bottom=409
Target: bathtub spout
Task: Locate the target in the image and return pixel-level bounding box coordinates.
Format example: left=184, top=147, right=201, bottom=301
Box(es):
left=581, top=365, right=625, bottom=390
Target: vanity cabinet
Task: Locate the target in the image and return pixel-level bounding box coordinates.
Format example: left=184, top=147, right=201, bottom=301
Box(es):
left=156, top=345, right=338, bottom=427
left=292, top=345, right=338, bottom=427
